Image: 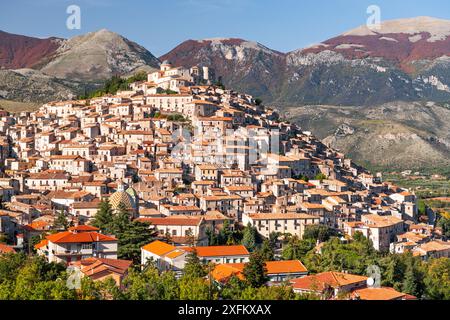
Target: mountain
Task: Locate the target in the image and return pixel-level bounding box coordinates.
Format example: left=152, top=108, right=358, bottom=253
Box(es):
left=160, top=17, right=450, bottom=106
left=160, top=38, right=286, bottom=101
left=1, top=18, right=450, bottom=172
left=0, top=30, right=62, bottom=69
left=0, top=29, right=160, bottom=103
left=286, top=101, right=450, bottom=173
left=0, top=69, right=88, bottom=103
left=283, top=16, right=450, bottom=106
left=40, top=29, right=160, bottom=81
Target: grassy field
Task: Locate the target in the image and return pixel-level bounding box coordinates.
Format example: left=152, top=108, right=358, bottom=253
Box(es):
left=0, top=100, right=41, bottom=113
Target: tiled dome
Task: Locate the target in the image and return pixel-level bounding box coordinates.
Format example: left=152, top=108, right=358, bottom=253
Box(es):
left=109, top=190, right=135, bottom=211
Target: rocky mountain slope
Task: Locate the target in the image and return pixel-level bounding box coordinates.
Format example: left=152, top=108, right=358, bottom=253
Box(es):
left=0, top=69, right=87, bottom=103
left=283, top=17, right=450, bottom=105
left=286, top=101, right=450, bottom=172
left=160, top=38, right=286, bottom=101
left=0, top=30, right=61, bottom=69
left=0, top=29, right=160, bottom=103
left=161, top=17, right=450, bottom=106
left=40, top=29, right=160, bottom=81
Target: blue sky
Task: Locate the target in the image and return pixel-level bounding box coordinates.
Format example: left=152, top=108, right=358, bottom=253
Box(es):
left=1, top=0, right=450, bottom=56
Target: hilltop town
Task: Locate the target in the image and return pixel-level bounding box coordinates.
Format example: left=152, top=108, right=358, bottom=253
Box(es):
left=0, top=61, right=448, bottom=300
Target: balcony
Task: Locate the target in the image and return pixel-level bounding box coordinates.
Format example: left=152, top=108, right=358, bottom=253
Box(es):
left=54, top=248, right=93, bottom=256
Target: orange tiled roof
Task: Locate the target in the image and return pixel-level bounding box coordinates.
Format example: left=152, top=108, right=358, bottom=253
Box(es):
left=212, top=260, right=308, bottom=283
left=68, top=225, right=100, bottom=232
left=290, top=271, right=368, bottom=292
left=351, top=287, right=414, bottom=300
left=184, top=245, right=249, bottom=257
left=72, top=257, right=132, bottom=277
left=0, top=243, right=16, bottom=254
left=34, top=239, right=48, bottom=250
left=46, top=231, right=117, bottom=244
left=141, top=240, right=176, bottom=256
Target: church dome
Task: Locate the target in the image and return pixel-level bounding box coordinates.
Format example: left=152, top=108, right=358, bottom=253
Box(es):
left=109, top=190, right=135, bottom=212
left=126, top=187, right=138, bottom=208
left=126, top=187, right=138, bottom=198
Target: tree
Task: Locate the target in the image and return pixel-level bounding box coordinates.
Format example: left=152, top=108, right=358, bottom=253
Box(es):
left=91, top=200, right=114, bottom=233
left=159, top=271, right=180, bottom=300
left=109, top=204, right=156, bottom=263
left=424, top=258, right=450, bottom=300
left=314, top=173, right=327, bottom=181
left=254, top=283, right=296, bottom=300
left=205, top=228, right=219, bottom=246
left=417, top=199, right=427, bottom=216
left=53, top=209, right=69, bottom=230
left=303, top=225, right=338, bottom=242
left=402, top=264, right=419, bottom=297
left=437, top=214, right=450, bottom=238
left=121, top=265, right=163, bottom=300
left=10, top=256, right=68, bottom=300
left=303, top=236, right=378, bottom=275
left=281, top=236, right=315, bottom=261
left=185, top=228, right=195, bottom=247
left=241, top=223, right=257, bottom=251
left=259, top=239, right=275, bottom=261
left=183, top=249, right=206, bottom=278
left=117, top=220, right=156, bottom=263
left=179, top=276, right=210, bottom=300
left=243, top=251, right=268, bottom=288
left=220, top=275, right=247, bottom=299
left=0, top=252, right=27, bottom=284
left=95, top=202, right=156, bottom=263
left=218, top=219, right=235, bottom=245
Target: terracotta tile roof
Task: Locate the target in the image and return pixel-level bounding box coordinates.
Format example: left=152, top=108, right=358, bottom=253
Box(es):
left=414, top=240, right=450, bottom=254
left=362, top=214, right=404, bottom=228
left=47, top=190, right=92, bottom=199
left=24, top=219, right=51, bottom=231
left=72, top=257, right=132, bottom=277
left=46, top=231, right=117, bottom=244
left=68, top=225, right=100, bottom=232
left=34, top=239, right=48, bottom=250
left=290, top=271, right=368, bottom=291
left=265, top=260, right=308, bottom=274
left=169, top=206, right=202, bottom=212
left=141, top=240, right=176, bottom=256
left=71, top=200, right=101, bottom=209
left=301, top=202, right=326, bottom=209
left=165, top=250, right=186, bottom=259
left=137, top=217, right=203, bottom=226
left=183, top=245, right=249, bottom=257
left=212, top=260, right=308, bottom=283
left=0, top=243, right=16, bottom=254
left=351, top=287, right=414, bottom=300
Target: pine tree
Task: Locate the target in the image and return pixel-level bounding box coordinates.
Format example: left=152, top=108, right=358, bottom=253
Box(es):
left=259, top=239, right=275, bottom=261
left=91, top=200, right=113, bottom=233
left=117, top=220, right=156, bottom=263
left=219, top=220, right=235, bottom=245
left=183, top=249, right=206, bottom=278
left=243, top=251, right=268, bottom=288
left=402, top=264, right=418, bottom=297
left=242, top=223, right=257, bottom=251
left=205, top=228, right=218, bottom=246
left=104, top=203, right=155, bottom=263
